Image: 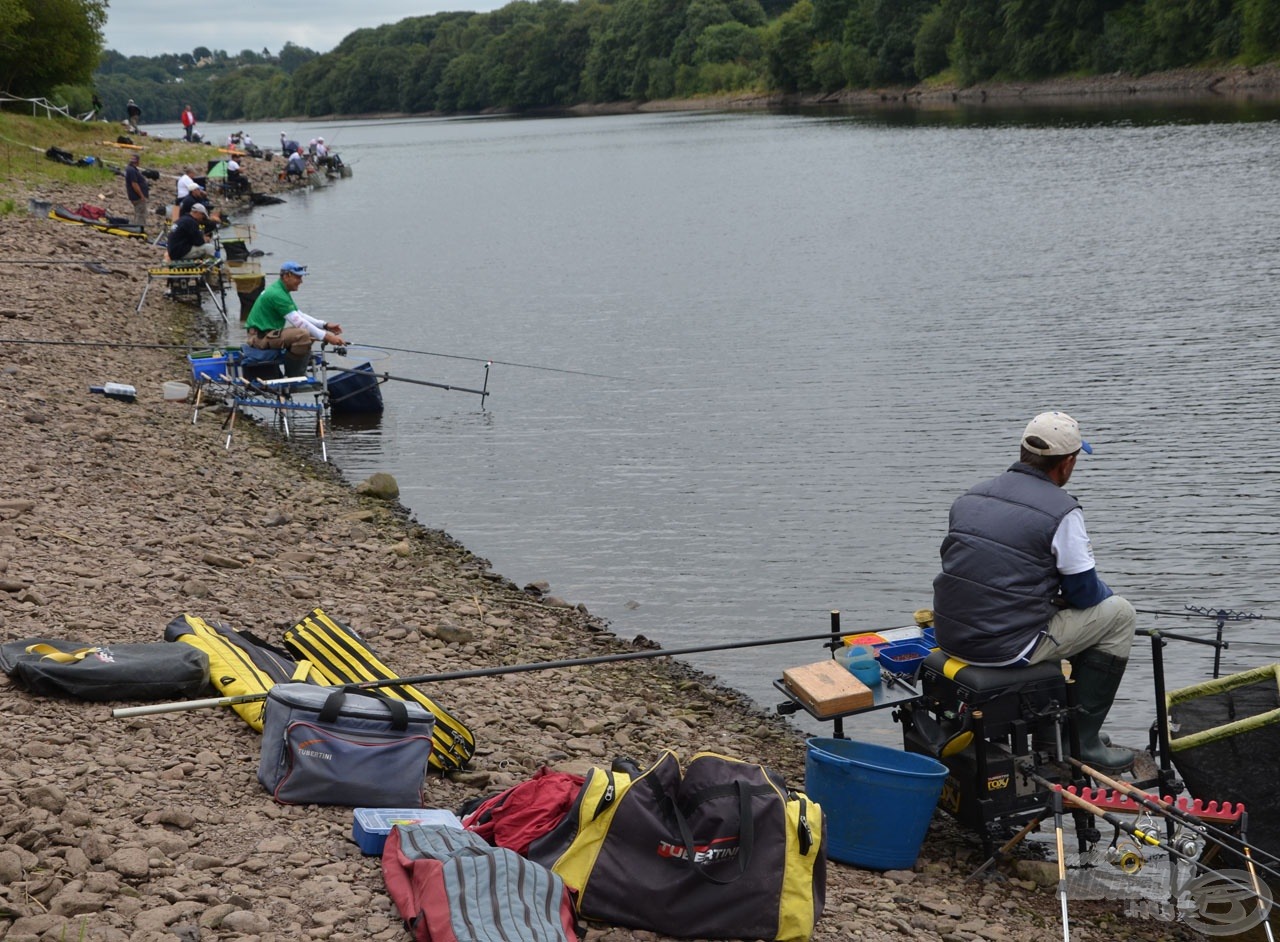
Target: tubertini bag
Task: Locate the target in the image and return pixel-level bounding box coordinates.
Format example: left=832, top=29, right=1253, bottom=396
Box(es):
left=283, top=608, right=475, bottom=771
left=527, top=750, right=826, bottom=942
left=258, top=683, right=435, bottom=807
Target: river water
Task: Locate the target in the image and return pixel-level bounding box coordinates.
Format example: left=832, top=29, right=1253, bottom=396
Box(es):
left=186, top=100, right=1280, bottom=746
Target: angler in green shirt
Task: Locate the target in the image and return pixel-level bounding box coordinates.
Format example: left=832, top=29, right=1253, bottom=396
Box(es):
left=245, top=261, right=346, bottom=376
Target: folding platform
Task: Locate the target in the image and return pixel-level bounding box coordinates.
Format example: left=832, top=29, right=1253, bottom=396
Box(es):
left=136, top=258, right=228, bottom=320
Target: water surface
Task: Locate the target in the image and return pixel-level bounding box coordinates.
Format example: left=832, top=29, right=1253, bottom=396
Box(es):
left=191, top=104, right=1280, bottom=745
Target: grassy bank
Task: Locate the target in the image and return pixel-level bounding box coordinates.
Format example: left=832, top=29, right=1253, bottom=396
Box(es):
left=0, top=110, right=197, bottom=208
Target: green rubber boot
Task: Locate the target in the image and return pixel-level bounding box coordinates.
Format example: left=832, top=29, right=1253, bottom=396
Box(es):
left=1068, top=648, right=1135, bottom=775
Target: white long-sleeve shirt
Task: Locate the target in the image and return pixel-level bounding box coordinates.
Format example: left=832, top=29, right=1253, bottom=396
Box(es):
left=285, top=310, right=326, bottom=340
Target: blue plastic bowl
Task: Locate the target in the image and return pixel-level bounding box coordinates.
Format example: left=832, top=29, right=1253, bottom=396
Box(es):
left=877, top=639, right=932, bottom=675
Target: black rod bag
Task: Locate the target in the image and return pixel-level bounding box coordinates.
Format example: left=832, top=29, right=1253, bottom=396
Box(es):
left=0, top=637, right=209, bottom=701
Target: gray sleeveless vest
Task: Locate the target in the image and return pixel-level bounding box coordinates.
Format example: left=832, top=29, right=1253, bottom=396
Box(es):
left=932, top=463, right=1080, bottom=665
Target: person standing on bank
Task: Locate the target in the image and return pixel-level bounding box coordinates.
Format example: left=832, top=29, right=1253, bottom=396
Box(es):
left=126, top=98, right=142, bottom=131
left=932, top=411, right=1137, bottom=774
left=181, top=103, right=196, bottom=141
left=124, top=154, right=149, bottom=232
left=245, top=262, right=346, bottom=376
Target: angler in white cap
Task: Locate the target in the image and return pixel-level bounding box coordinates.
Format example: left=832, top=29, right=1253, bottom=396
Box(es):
left=932, top=410, right=1136, bottom=773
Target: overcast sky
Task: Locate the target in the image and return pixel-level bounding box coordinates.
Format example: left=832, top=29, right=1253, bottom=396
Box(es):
left=103, top=1, right=497, bottom=57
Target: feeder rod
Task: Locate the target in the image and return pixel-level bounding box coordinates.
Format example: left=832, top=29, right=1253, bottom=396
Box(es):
left=1071, top=758, right=1280, bottom=878
left=1243, top=834, right=1277, bottom=942
left=1022, top=767, right=1274, bottom=911
left=337, top=366, right=489, bottom=400
left=113, top=625, right=867, bottom=720
left=1054, top=789, right=1070, bottom=942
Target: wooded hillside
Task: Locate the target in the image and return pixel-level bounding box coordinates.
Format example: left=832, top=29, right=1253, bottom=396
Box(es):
left=6, top=0, right=1280, bottom=120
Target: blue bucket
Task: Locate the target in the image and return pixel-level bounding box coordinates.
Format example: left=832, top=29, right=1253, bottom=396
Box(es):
left=805, top=737, right=948, bottom=870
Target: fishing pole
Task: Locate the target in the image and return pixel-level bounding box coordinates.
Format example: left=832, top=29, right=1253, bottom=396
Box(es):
left=0, top=338, right=192, bottom=351
left=1072, top=758, right=1280, bottom=877
left=1244, top=840, right=1278, bottom=942
left=234, top=218, right=309, bottom=249
left=0, top=259, right=154, bottom=267
left=112, top=624, right=870, bottom=720
left=1137, top=607, right=1267, bottom=621
left=1022, top=767, right=1276, bottom=915
left=1139, top=605, right=1267, bottom=678
left=359, top=342, right=630, bottom=382
left=1053, top=789, right=1070, bottom=942
left=329, top=364, right=490, bottom=402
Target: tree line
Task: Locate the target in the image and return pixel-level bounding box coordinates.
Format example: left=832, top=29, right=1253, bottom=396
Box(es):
left=4, top=0, right=1280, bottom=121
left=145, top=0, right=1280, bottom=117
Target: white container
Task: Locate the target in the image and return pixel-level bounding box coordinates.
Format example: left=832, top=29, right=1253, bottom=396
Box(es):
left=163, top=381, right=190, bottom=401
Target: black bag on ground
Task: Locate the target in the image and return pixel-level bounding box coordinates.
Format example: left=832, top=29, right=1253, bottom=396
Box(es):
left=258, top=683, right=435, bottom=806
left=528, top=750, right=826, bottom=941
left=0, top=637, right=209, bottom=701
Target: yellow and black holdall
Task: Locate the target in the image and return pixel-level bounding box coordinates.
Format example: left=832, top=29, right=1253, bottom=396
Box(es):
left=165, top=614, right=317, bottom=731
left=283, top=608, right=476, bottom=772
left=527, top=750, right=826, bottom=941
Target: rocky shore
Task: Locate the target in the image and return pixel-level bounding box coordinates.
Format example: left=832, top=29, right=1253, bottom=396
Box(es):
left=586, top=62, right=1280, bottom=114
left=0, top=136, right=1203, bottom=942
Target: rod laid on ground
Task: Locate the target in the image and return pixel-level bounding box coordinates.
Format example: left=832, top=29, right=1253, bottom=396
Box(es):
left=1072, top=758, right=1280, bottom=876
left=112, top=626, right=864, bottom=719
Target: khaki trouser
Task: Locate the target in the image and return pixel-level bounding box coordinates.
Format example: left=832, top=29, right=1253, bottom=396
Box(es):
left=130, top=198, right=147, bottom=231
left=1028, top=594, right=1136, bottom=663
left=247, top=326, right=313, bottom=358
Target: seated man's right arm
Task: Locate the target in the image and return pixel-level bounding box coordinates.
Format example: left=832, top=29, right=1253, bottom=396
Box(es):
left=1060, top=568, right=1113, bottom=608
left=1053, top=508, right=1115, bottom=609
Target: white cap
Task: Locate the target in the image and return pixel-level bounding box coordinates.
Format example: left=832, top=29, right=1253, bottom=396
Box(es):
left=1021, top=411, right=1092, bottom=456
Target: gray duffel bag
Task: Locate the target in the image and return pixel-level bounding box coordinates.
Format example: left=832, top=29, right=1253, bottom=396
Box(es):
left=258, top=683, right=435, bottom=807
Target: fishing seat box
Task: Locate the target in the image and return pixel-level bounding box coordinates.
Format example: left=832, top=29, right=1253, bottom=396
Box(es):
left=916, top=650, right=1067, bottom=737
left=782, top=659, right=873, bottom=717
left=903, top=651, right=1073, bottom=834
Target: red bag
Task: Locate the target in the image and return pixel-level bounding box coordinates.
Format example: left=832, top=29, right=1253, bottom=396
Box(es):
left=462, top=766, right=584, bottom=855
left=73, top=203, right=108, bottom=220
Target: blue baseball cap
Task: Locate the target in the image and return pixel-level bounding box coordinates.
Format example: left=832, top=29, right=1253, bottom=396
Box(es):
left=280, top=261, right=308, bottom=276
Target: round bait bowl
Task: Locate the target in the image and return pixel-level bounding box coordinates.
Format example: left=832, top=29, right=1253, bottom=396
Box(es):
left=163, top=381, right=191, bottom=401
